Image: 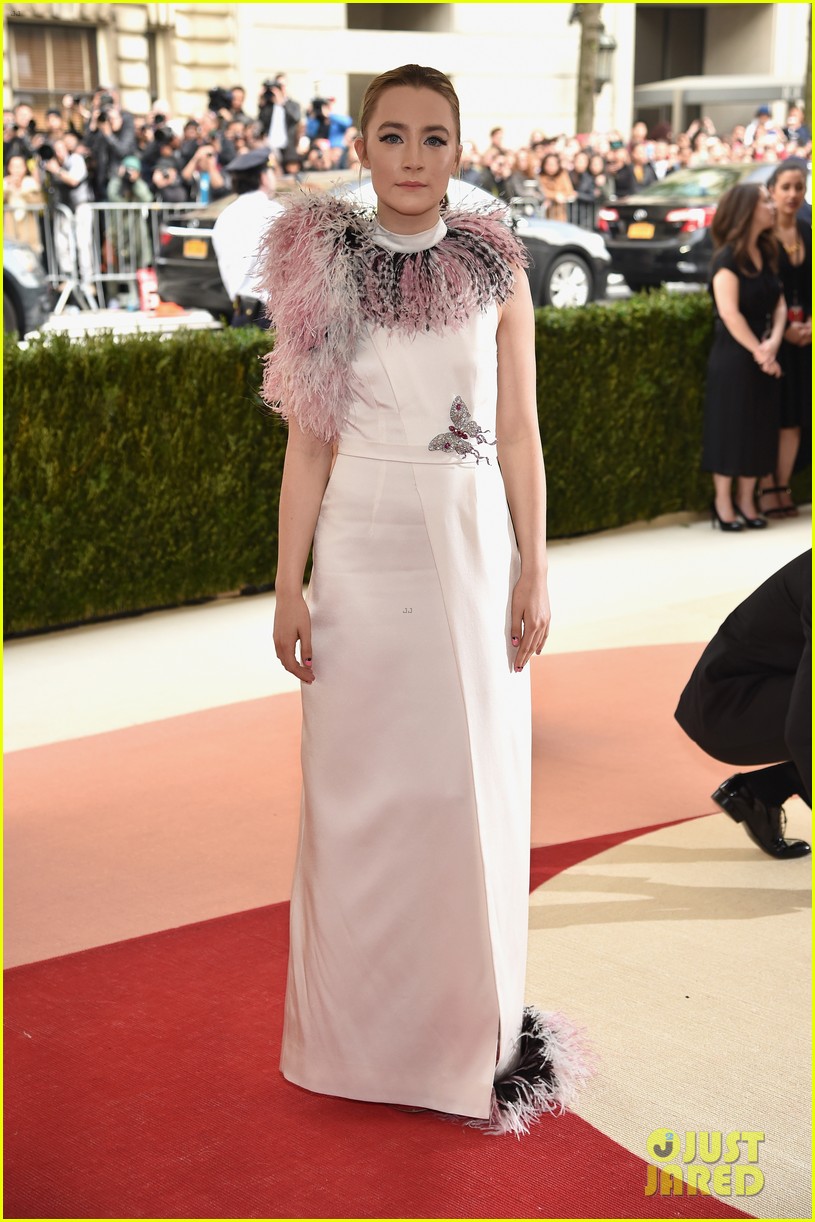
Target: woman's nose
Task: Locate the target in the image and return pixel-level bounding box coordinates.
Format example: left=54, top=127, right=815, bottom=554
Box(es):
left=402, top=142, right=423, bottom=167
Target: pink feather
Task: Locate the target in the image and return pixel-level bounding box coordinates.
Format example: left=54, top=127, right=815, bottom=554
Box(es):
left=255, top=193, right=527, bottom=442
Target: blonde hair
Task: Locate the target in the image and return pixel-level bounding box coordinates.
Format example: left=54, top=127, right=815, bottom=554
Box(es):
left=358, top=64, right=461, bottom=145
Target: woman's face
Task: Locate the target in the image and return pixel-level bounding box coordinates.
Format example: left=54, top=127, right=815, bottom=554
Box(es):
left=573, top=151, right=589, bottom=173
left=540, top=154, right=560, bottom=177
left=769, top=169, right=806, bottom=217
left=355, top=85, right=460, bottom=233
left=6, top=155, right=26, bottom=184
left=588, top=155, right=605, bottom=176
left=751, top=187, right=776, bottom=233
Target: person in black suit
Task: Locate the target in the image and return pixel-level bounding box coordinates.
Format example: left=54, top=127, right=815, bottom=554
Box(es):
left=613, top=142, right=657, bottom=196
left=675, top=551, right=811, bottom=858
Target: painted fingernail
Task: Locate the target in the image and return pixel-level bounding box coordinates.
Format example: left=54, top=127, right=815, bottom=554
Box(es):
left=304, top=659, right=312, bottom=667
left=511, top=636, right=519, bottom=645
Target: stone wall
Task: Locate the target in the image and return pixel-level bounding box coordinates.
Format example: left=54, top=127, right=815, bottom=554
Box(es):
left=3, top=2, right=239, bottom=117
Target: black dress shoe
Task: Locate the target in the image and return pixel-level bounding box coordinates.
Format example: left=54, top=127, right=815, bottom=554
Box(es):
left=712, top=774, right=811, bottom=859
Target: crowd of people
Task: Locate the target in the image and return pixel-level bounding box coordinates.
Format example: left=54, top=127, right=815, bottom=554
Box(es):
left=4, top=79, right=812, bottom=217
left=2, top=79, right=811, bottom=308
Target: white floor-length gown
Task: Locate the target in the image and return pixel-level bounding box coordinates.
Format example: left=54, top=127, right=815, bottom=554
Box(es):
left=259, top=202, right=588, bottom=1132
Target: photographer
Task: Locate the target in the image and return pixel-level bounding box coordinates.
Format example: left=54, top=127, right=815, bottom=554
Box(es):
left=180, top=141, right=227, bottom=203
left=151, top=157, right=188, bottom=204
left=6, top=102, right=38, bottom=165
left=218, top=118, right=248, bottom=170
left=226, top=86, right=253, bottom=126
left=41, top=136, right=95, bottom=297
left=136, top=99, right=173, bottom=182
left=43, top=108, right=66, bottom=141
left=106, top=155, right=153, bottom=300
left=84, top=86, right=136, bottom=198
left=305, top=95, right=353, bottom=151
left=258, top=74, right=301, bottom=167
left=61, top=93, right=92, bottom=139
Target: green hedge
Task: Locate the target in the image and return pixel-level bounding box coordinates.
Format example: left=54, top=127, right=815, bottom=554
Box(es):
left=539, top=290, right=715, bottom=535
left=4, top=293, right=807, bottom=634
left=4, top=328, right=283, bottom=634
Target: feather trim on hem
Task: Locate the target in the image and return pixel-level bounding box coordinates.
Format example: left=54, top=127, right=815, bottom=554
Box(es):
left=466, top=1005, right=595, bottom=1138
left=255, top=192, right=528, bottom=443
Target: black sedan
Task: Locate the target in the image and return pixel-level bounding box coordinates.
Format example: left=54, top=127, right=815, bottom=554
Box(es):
left=597, top=162, right=809, bottom=291
left=156, top=178, right=610, bottom=318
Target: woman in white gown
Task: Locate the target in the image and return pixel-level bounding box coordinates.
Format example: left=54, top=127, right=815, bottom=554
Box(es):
left=260, top=64, right=589, bottom=1134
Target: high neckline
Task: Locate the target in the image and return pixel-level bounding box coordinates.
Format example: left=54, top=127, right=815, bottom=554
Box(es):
left=371, top=216, right=447, bottom=253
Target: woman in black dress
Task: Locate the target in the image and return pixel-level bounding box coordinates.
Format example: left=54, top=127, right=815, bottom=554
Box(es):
left=702, top=183, right=786, bottom=530
left=758, top=160, right=811, bottom=517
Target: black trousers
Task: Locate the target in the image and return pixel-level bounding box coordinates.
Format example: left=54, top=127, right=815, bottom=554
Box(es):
left=675, top=551, right=811, bottom=806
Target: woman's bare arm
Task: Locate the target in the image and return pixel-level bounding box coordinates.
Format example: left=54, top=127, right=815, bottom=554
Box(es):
left=495, top=269, right=550, bottom=669
left=273, top=416, right=334, bottom=683
left=712, top=267, right=783, bottom=376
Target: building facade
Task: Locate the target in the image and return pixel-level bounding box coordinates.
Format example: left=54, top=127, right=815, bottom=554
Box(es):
left=3, top=3, right=809, bottom=145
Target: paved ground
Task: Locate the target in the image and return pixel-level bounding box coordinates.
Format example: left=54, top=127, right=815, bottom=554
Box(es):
left=5, top=507, right=810, bottom=752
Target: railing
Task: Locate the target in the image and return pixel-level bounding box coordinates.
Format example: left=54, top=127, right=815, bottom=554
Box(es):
left=509, top=195, right=599, bottom=230
left=5, top=194, right=603, bottom=319
left=3, top=200, right=207, bottom=313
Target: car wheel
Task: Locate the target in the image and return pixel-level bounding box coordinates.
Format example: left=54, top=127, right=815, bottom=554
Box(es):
left=542, top=253, right=593, bottom=308
left=4, top=289, right=21, bottom=338
left=624, top=278, right=662, bottom=293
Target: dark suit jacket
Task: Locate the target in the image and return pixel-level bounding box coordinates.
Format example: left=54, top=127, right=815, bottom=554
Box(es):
left=675, top=551, right=811, bottom=793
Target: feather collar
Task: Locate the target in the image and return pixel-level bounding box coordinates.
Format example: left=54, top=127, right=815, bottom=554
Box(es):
left=256, top=192, right=527, bottom=442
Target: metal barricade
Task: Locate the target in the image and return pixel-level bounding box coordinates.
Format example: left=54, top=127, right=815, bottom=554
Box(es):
left=566, top=200, right=599, bottom=231
left=86, top=200, right=205, bottom=308
left=4, top=199, right=208, bottom=313
left=508, top=196, right=599, bottom=232
left=3, top=200, right=95, bottom=313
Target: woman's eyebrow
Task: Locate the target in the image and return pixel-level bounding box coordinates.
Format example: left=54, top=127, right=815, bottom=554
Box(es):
left=376, top=121, right=451, bottom=135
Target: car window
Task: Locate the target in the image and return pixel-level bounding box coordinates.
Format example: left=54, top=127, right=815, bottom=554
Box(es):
left=637, top=167, right=746, bottom=199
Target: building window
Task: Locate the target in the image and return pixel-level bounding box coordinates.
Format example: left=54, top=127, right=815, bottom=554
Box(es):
left=8, top=22, right=99, bottom=120
left=346, top=4, right=452, bottom=33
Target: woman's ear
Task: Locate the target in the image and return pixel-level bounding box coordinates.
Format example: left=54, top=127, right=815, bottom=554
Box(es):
left=453, top=142, right=463, bottom=176
left=354, top=135, right=369, bottom=169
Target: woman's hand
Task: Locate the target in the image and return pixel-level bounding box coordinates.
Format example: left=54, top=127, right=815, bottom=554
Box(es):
left=273, top=591, right=315, bottom=684
left=785, top=319, right=811, bottom=346
left=753, top=338, right=778, bottom=365
left=510, top=572, right=551, bottom=671
left=759, top=356, right=783, bottom=378
left=783, top=322, right=805, bottom=345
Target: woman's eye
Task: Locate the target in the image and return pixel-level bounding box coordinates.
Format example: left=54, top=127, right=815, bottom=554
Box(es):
left=426, top=136, right=447, bottom=147
left=379, top=133, right=401, bottom=144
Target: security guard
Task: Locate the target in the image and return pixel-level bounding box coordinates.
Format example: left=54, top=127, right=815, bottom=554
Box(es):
left=212, top=145, right=284, bottom=327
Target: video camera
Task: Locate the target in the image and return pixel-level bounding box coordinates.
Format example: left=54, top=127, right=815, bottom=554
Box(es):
left=208, top=86, right=233, bottom=114
left=261, top=78, right=283, bottom=106
left=97, top=92, right=115, bottom=123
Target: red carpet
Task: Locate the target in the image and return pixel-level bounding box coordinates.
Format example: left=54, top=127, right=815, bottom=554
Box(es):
left=4, top=832, right=750, bottom=1221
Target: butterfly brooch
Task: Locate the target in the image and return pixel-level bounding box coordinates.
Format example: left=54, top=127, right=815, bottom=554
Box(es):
left=428, top=396, right=497, bottom=464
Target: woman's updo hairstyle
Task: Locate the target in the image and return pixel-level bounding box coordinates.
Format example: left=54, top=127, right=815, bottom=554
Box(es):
left=766, top=158, right=808, bottom=191
left=359, top=64, right=461, bottom=145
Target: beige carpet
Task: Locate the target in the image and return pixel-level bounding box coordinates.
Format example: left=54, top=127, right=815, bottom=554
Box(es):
left=527, top=809, right=812, bottom=1220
